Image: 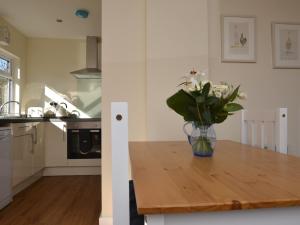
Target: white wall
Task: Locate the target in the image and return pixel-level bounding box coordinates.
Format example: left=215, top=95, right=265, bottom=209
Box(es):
left=146, top=0, right=300, bottom=155
left=208, top=0, right=300, bottom=156
left=0, top=17, right=27, bottom=110
left=24, top=38, right=101, bottom=118
left=146, top=0, right=209, bottom=141
left=101, top=0, right=147, bottom=219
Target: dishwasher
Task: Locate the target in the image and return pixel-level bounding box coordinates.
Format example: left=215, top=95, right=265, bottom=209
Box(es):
left=0, top=127, right=12, bottom=210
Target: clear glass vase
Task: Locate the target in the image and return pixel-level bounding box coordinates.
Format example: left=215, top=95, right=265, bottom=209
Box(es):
left=183, top=122, right=217, bottom=157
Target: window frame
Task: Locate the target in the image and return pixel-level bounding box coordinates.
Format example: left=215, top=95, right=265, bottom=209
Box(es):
left=0, top=54, right=14, bottom=113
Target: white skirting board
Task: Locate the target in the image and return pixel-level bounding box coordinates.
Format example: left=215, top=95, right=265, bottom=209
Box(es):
left=43, top=166, right=101, bottom=176
left=99, top=216, right=113, bottom=225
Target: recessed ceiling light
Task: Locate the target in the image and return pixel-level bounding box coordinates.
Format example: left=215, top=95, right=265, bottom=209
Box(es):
left=56, top=18, right=63, bottom=23
left=75, top=9, right=89, bottom=19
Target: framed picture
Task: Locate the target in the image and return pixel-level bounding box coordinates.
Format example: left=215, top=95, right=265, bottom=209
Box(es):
left=272, top=23, right=300, bottom=68
left=222, top=16, right=256, bottom=62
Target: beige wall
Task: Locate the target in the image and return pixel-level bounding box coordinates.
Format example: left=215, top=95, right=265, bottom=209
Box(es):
left=101, top=0, right=147, bottom=218
left=145, top=0, right=300, bottom=155
left=146, top=0, right=209, bottom=140
left=24, top=38, right=100, bottom=117
left=0, top=17, right=27, bottom=109
left=208, top=0, right=300, bottom=156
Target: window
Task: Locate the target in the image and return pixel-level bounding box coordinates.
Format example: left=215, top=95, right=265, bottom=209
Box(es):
left=0, top=57, right=10, bottom=74
left=0, top=56, right=13, bottom=114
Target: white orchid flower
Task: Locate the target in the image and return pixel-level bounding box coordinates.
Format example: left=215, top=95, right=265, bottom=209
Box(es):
left=211, top=84, right=228, bottom=97
left=213, top=84, right=228, bottom=92
left=189, top=77, right=200, bottom=91
left=238, top=92, right=247, bottom=100
left=214, top=91, right=222, bottom=98
left=200, top=69, right=208, bottom=77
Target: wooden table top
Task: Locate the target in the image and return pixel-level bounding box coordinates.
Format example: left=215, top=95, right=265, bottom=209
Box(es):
left=129, top=140, right=300, bottom=215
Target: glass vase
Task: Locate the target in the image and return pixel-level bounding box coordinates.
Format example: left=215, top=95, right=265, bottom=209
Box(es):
left=183, top=122, right=216, bottom=157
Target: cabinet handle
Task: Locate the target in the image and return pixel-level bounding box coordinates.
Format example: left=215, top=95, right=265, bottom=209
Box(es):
left=33, top=125, right=38, bottom=144
left=18, top=125, right=32, bottom=129
left=63, top=124, right=66, bottom=141
left=30, top=133, right=34, bottom=154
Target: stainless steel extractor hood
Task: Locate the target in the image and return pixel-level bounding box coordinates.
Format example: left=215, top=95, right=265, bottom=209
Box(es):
left=71, top=36, right=101, bottom=79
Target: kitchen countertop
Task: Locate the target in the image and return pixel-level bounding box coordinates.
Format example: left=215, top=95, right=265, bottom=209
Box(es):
left=130, top=140, right=300, bottom=215
left=0, top=117, right=101, bottom=124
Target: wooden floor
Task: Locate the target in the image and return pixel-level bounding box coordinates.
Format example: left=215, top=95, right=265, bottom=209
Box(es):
left=0, top=176, right=101, bottom=225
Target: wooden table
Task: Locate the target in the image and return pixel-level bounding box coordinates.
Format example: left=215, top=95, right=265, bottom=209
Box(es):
left=129, top=140, right=300, bottom=225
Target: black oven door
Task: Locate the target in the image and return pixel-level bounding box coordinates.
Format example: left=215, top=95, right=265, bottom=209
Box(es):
left=67, top=129, right=101, bottom=159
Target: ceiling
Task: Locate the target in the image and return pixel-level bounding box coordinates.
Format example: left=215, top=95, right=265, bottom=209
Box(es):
left=0, top=0, right=101, bottom=39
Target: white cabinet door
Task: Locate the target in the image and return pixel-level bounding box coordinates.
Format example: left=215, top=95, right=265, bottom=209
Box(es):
left=11, top=125, right=34, bottom=187
left=45, top=122, right=67, bottom=167
left=32, top=122, right=45, bottom=174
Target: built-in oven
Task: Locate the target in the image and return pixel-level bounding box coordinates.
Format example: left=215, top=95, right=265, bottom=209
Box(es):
left=67, top=121, right=101, bottom=159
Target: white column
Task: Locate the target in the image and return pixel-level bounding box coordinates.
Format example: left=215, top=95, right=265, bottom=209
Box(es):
left=276, top=108, right=287, bottom=154
left=111, top=102, right=129, bottom=225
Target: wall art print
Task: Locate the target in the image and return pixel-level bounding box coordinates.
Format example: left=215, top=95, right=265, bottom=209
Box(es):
left=272, top=23, right=300, bottom=68
left=222, top=16, right=256, bottom=63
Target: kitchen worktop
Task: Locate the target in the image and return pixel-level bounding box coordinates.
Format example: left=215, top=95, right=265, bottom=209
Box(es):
left=0, top=117, right=101, bottom=124
left=129, top=140, right=300, bottom=215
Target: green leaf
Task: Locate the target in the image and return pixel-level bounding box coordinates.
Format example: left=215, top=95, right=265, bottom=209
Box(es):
left=224, top=103, right=243, bottom=112
left=214, top=111, right=228, bottom=124
left=166, top=90, right=198, bottom=121
left=215, top=114, right=228, bottom=123
left=177, top=81, right=191, bottom=87
left=227, top=86, right=240, bottom=102
left=206, top=96, right=219, bottom=106
left=202, top=83, right=211, bottom=97
left=189, top=90, right=203, bottom=98
left=196, top=95, right=205, bottom=104
left=202, top=110, right=212, bottom=125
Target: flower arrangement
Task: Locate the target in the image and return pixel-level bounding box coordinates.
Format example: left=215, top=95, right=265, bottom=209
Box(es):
left=166, top=69, right=246, bottom=156
left=167, top=69, right=245, bottom=127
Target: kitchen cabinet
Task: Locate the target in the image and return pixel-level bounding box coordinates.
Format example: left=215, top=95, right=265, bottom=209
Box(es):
left=45, top=122, right=67, bottom=167
left=32, top=122, right=45, bottom=174
left=11, top=124, right=34, bottom=187
left=11, top=123, right=45, bottom=187
left=11, top=126, right=32, bottom=187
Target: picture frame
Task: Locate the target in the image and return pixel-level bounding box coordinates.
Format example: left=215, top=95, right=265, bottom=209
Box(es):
left=272, top=23, right=300, bottom=68
left=221, top=16, right=256, bottom=63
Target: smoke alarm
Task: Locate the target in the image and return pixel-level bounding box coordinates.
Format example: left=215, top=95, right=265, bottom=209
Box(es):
left=75, top=9, right=89, bottom=19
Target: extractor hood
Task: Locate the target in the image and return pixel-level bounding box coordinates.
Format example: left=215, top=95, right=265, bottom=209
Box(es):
left=71, top=36, right=101, bottom=79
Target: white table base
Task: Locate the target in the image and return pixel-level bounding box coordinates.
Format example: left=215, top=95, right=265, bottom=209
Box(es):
left=145, top=207, right=300, bottom=225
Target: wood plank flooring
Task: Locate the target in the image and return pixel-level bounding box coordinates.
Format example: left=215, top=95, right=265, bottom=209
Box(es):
left=0, top=176, right=101, bottom=225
